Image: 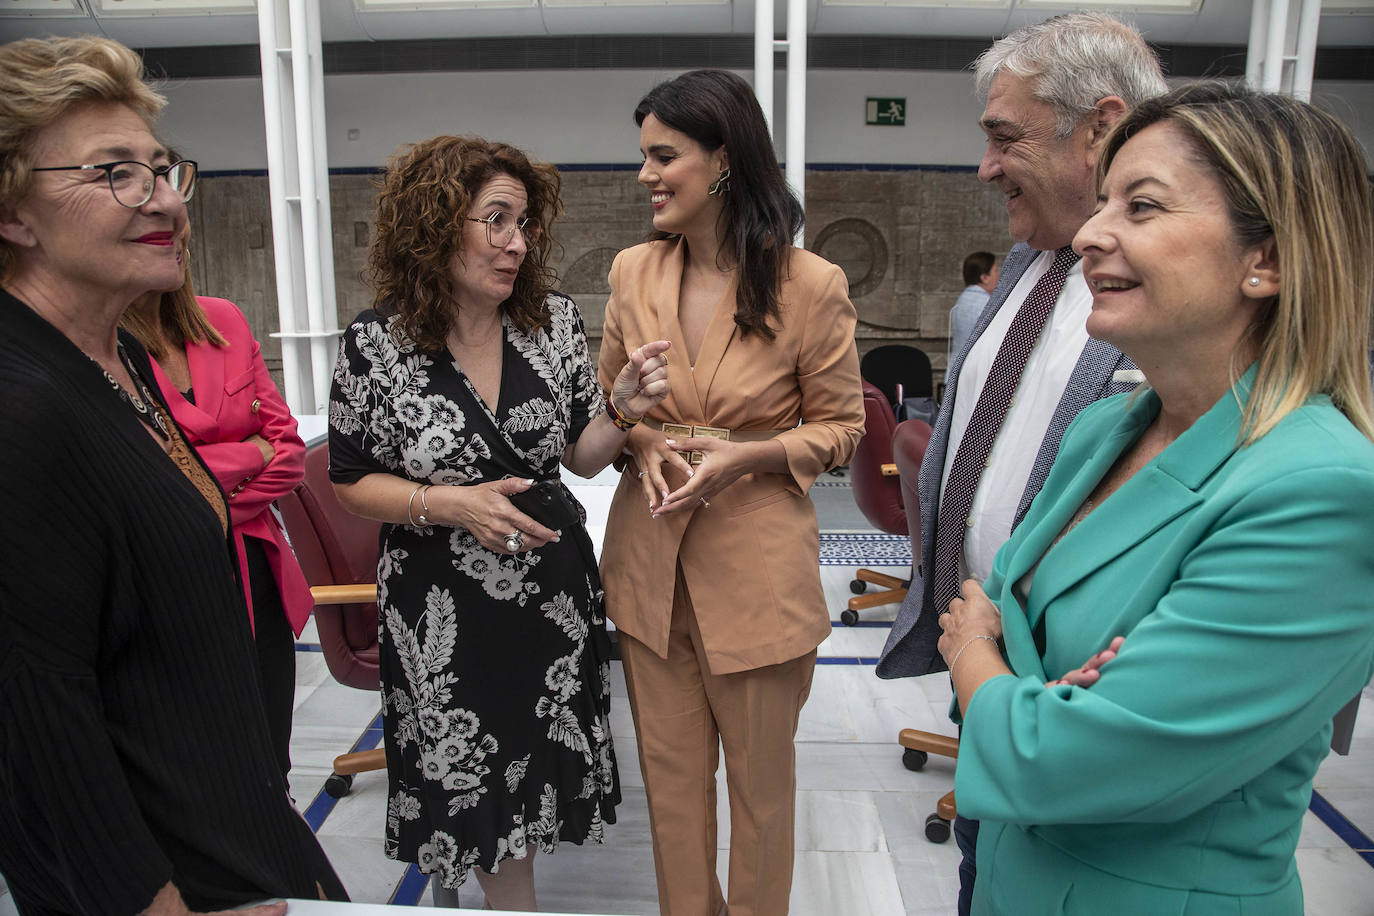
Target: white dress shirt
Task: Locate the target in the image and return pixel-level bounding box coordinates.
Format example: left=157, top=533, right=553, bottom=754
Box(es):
left=939, top=250, right=1092, bottom=586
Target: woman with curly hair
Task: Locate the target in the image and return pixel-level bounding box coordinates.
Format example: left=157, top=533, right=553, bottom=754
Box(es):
left=328, top=135, right=669, bottom=909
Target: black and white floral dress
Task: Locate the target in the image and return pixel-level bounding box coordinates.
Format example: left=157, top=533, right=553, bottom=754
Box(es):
left=327, top=293, right=619, bottom=889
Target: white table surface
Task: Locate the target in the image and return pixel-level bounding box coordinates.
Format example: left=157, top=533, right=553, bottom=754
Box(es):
left=282, top=902, right=574, bottom=915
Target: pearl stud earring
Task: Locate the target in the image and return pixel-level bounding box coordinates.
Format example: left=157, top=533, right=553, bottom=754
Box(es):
left=1248, top=277, right=1261, bottom=287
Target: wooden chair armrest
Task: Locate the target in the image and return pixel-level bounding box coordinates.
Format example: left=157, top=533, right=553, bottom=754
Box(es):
left=898, top=728, right=959, bottom=759
left=310, top=583, right=379, bottom=605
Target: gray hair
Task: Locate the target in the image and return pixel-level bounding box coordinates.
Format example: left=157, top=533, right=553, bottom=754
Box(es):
left=974, top=12, right=1168, bottom=138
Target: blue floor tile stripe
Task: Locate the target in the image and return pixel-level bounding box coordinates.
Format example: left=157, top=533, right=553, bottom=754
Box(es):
left=295, top=643, right=324, bottom=652
left=1309, top=789, right=1374, bottom=868
left=302, top=712, right=384, bottom=833
left=816, top=656, right=882, bottom=665
left=831, top=620, right=894, bottom=628
left=389, top=864, right=428, bottom=906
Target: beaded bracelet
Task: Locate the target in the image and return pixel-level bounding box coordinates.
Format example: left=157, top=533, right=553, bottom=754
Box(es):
left=605, top=398, right=641, bottom=432
left=948, top=634, right=998, bottom=675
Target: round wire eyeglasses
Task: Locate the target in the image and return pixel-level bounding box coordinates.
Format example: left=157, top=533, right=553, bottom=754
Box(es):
left=463, top=210, right=542, bottom=248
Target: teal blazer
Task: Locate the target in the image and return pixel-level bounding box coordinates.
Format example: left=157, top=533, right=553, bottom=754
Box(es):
left=955, top=370, right=1374, bottom=915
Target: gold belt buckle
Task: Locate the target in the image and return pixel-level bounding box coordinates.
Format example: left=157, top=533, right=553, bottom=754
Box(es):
left=661, top=423, right=730, bottom=465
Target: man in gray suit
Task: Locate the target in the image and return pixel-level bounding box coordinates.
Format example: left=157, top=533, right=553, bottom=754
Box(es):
left=875, top=13, right=1167, bottom=913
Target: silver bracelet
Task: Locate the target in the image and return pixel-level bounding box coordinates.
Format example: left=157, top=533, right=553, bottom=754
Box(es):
left=417, top=485, right=434, bottom=526
left=406, top=484, right=428, bottom=527
left=948, top=634, right=998, bottom=675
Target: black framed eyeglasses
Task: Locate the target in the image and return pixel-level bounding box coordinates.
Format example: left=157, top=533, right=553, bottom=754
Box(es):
left=31, top=159, right=199, bottom=209
left=463, top=210, right=541, bottom=248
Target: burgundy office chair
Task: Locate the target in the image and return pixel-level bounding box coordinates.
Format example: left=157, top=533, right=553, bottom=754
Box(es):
left=843, top=380, right=910, bottom=626
left=889, top=417, right=958, bottom=843
left=276, top=441, right=385, bottom=798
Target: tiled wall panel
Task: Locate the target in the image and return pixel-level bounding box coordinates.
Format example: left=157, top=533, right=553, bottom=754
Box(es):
left=192, top=167, right=1015, bottom=384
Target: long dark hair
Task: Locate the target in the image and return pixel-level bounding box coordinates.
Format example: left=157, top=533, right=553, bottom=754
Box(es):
left=635, top=69, right=803, bottom=340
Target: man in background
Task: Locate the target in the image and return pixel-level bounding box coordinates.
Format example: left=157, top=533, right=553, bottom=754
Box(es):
left=947, top=251, right=999, bottom=384
left=876, top=12, right=1167, bottom=913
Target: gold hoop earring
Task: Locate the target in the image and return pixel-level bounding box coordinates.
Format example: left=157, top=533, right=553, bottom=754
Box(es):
left=707, top=167, right=731, bottom=197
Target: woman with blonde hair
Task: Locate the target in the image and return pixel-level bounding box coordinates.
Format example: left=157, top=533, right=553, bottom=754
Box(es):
left=124, top=225, right=313, bottom=782
left=936, top=81, right=1374, bottom=914
left=0, top=34, right=342, bottom=914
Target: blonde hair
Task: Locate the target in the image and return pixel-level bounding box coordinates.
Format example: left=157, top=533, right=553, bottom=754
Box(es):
left=1100, top=81, right=1374, bottom=444
left=120, top=277, right=228, bottom=359
left=119, top=181, right=226, bottom=357
left=0, top=36, right=166, bottom=280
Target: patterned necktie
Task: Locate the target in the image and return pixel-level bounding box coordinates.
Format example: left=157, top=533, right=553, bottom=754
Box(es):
left=931, top=246, right=1080, bottom=616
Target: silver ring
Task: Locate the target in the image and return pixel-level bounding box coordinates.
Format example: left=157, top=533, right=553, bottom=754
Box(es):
left=699, top=498, right=710, bottom=508
left=504, top=531, right=525, bottom=552
left=637, top=470, right=648, bottom=479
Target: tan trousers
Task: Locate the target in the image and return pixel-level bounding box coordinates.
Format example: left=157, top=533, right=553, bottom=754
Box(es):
left=620, top=569, right=817, bottom=916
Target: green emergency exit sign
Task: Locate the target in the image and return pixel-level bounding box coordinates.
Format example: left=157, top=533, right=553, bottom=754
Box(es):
left=866, top=97, right=906, bottom=126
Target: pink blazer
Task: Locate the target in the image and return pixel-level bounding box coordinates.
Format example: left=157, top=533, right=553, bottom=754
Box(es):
left=148, top=297, right=314, bottom=637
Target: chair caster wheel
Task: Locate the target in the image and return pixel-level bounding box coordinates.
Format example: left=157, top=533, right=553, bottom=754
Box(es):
left=902, top=748, right=928, bottom=771
left=849, top=579, right=867, bottom=595
left=924, top=813, right=951, bottom=843
left=840, top=609, right=860, bottom=627
left=324, top=773, right=354, bottom=798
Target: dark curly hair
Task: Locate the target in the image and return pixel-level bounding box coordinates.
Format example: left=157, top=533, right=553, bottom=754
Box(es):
left=367, top=135, right=563, bottom=351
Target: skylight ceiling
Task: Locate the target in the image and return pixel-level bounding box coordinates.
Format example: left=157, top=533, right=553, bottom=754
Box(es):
left=89, top=0, right=254, bottom=13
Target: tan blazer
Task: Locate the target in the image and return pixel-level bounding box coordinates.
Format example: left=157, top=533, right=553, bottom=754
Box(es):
left=597, top=238, right=864, bottom=674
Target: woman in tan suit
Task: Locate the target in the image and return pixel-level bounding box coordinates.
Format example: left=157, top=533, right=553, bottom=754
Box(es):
left=597, top=69, right=865, bottom=915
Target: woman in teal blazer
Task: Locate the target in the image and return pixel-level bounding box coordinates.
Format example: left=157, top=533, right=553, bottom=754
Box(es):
left=936, top=83, right=1374, bottom=915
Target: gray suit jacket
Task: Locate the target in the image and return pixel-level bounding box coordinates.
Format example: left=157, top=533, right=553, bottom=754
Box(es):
left=876, top=242, right=1138, bottom=678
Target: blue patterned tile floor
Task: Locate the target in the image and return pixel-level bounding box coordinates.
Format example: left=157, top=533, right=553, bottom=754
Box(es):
left=819, top=532, right=911, bottom=566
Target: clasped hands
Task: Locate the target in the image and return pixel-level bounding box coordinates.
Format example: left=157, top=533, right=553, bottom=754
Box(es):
left=938, top=579, right=1125, bottom=688
left=628, top=425, right=763, bottom=517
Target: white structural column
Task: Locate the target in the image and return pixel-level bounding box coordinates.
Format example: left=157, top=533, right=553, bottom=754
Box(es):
left=755, top=0, right=808, bottom=247
left=755, top=0, right=774, bottom=132
left=785, top=0, right=807, bottom=246
left=1246, top=0, right=1323, bottom=100
left=257, top=0, right=340, bottom=415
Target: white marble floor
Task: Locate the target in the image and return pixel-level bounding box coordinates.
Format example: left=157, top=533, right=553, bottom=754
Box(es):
left=3, top=531, right=1373, bottom=914
left=281, top=559, right=1374, bottom=914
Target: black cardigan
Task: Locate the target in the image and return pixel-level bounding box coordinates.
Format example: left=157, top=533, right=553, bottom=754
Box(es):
left=0, top=289, right=345, bottom=913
